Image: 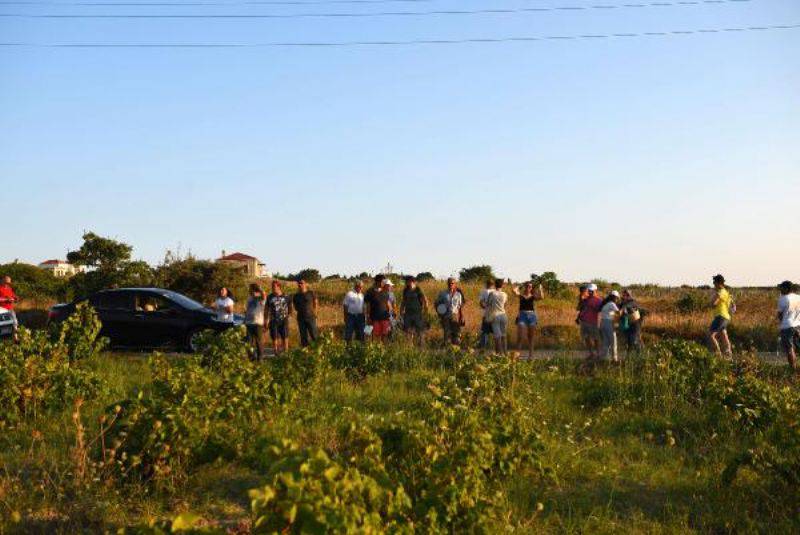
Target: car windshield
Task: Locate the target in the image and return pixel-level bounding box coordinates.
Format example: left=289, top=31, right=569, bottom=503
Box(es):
left=160, top=291, right=207, bottom=311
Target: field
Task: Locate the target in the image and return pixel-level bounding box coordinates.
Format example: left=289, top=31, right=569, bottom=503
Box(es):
left=14, top=280, right=785, bottom=354
left=1, top=303, right=798, bottom=534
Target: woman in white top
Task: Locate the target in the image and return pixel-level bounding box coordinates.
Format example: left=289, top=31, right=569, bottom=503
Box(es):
left=599, top=290, right=621, bottom=362
left=214, top=287, right=235, bottom=323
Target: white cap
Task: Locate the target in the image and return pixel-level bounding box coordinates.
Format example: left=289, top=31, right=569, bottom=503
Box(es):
left=610, top=290, right=621, bottom=298
left=587, top=283, right=598, bottom=292
left=384, top=279, right=394, bottom=286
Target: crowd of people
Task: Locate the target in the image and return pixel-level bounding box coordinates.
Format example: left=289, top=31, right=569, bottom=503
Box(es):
left=1, top=272, right=798, bottom=370
left=214, top=273, right=800, bottom=370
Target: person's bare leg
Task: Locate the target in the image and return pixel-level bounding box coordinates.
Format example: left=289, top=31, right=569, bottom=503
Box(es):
left=516, top=325, right=524, bottom=352
left=283, top=338, right=289, bottom=354
left=709, top=332, right=721, bottom=356
left=720, top=330, right=732, bottom=358
left=527, top=326, right=535, bottom=359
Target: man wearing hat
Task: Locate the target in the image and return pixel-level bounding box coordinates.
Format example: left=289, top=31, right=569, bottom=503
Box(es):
left=577, top=283, right=603, bottom=359
left=777, top=280, right=800, bottom=371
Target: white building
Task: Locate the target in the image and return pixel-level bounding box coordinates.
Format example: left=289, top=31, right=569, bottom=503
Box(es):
left=38, top=259, right=85, bottom=278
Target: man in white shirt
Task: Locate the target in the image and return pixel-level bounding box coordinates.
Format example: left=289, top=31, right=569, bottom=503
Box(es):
left=343, top=280, right=366, bottom=343
left=777, top=280, right=800, bottom=371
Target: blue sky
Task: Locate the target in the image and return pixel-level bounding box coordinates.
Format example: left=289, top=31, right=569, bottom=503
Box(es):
left=1, top=0, right=799, bottom=285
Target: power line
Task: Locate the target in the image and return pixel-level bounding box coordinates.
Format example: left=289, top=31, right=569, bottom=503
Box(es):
left=1, top=22, right=796, bottom=47
left=0, top=0, right=757, bottom=6
left=0, top=0, right=757, bottom=19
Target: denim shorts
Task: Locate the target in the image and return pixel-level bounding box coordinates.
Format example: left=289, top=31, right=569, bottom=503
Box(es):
left=709, top=316, right=729, bottom=334
left=491, top=314, right=508, bottom=338
left=516, top=311, right=538, bottom=327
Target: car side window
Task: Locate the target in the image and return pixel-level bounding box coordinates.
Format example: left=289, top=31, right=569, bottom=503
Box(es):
left=90, top=292, right=134, bottom=311
left=136, top=294, right=175, bottom=314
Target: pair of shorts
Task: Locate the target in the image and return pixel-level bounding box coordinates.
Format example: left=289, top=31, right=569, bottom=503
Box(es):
left=780, top=327, right=800, bottom=354
left=516, top=311, right=538, bottom=327
left=709, top=316, right=729, bottom=334
left=269, top=318, right=288, bottom=340
left=403, top=314, right=425, bottom=332
left=371, top=319, right=391, bottom=337
left=480, top=319, right=493, bottom=336
left=580, top=321, right=600, bottom=340
left=491, top=314, right=508, bottom=338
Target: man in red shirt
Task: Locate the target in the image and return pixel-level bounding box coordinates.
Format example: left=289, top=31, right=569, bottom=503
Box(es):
left=577, top=283, right=603, bottom=359
left=0, top=275, right=19, bottom=341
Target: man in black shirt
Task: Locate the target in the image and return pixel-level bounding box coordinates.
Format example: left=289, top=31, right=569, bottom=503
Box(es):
left=292, top=278, right=319, bottom=347
left=364, top=274, right=393, bottom=343
left=401, top=276, right=428, bottom=346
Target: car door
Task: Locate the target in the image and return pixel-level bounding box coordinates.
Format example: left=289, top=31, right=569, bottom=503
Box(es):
left=90, top=291, right=136, bottom=346
left=134, top=292, right=188, bottom=348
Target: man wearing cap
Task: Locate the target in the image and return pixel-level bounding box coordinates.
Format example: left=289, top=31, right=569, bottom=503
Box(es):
left=343, top=280, right=366, bottom=344
left=435, top=277, right=466, bottom=346
left=777, top=280, right=800, bottom=371
left=401, top=276, right=429, bottom=346
left=577, top=283, right=603, bottom=359
left=364, top=274, right=393, bottom=343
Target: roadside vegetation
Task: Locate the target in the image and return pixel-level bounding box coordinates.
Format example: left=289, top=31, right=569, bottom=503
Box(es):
left=1, top=307, right=797, bottom=533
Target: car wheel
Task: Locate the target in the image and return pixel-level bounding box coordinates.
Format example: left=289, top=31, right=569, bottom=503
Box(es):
left=186, top=328, right=209, bottom=353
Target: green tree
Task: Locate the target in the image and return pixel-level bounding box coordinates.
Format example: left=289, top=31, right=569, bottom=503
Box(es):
left=416, top=272, right=436, bottom=282
left=65, top=232, right=154, bottom=299
left=294, top=268, right=322, bottom=283
left=67, top=232, right=132, bottom=270
left=459, top=265, right=494, bottom=283
left=155, top=258, right=247, bottom=304
left=530, top=271, right=567, bottom=296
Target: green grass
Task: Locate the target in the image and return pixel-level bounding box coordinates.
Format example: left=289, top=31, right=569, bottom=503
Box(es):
left=1, top=350, right=797, bottom=533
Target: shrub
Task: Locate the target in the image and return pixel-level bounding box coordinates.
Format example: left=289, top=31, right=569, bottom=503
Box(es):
left=100, top=332, right=278, bottom=488
left=676, top=291, right=707, bottom=313
left=294, top=268, right=322, bottom=283
left=0, top=302, right=107, bottom=425
left=249, top=440, right=412, bottom=534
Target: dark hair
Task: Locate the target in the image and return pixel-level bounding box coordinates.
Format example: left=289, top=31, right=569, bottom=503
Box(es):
left=713, top=274, right=726, bottom=285
left=406, top=275, right=416, bottom=283
left=296, top=276, right=306, bottom=283
left=375, top=274, right=385, bottom=284
left=778, top=280, right=795, bottom=293
left=219, top=287, right=234, bottom=301
left=494, top=278, right=505, bottom=289
left=578, top=285, right=587, bottom=292
left=485, top=279, right=495, bottom=288
left=249, top=283, right=262, bottom=294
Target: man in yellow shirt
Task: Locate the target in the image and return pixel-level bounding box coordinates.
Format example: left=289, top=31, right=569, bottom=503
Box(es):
left=709, top=274, right=732, bottom=358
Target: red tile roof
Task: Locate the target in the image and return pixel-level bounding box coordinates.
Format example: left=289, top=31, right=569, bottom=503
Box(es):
left=219, top=252, right=257, bottom=261
left=40, top=259, right=67, bottom=265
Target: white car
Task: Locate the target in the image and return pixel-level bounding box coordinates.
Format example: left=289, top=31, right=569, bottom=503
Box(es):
left=0, top=306, right=15, bottom=338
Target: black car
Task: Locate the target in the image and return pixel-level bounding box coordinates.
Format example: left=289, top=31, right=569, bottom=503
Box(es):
left=48, top=288, right=243, bottom=352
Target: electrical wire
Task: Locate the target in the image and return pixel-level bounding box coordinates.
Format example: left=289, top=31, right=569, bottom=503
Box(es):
left=0, top=0, right=755, bottom=17
left=1, top=21, right=796, bottom=47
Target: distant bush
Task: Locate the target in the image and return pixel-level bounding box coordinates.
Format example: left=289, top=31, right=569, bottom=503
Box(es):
left=416, top=272, right=435, bottom=282
left=676, top=292, right=707, bottom=313
left=294, top=268, right=322, bottom=283
left=0, top=262, right=66, bottom=302
left=459, top=265, right=494, bottom=283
